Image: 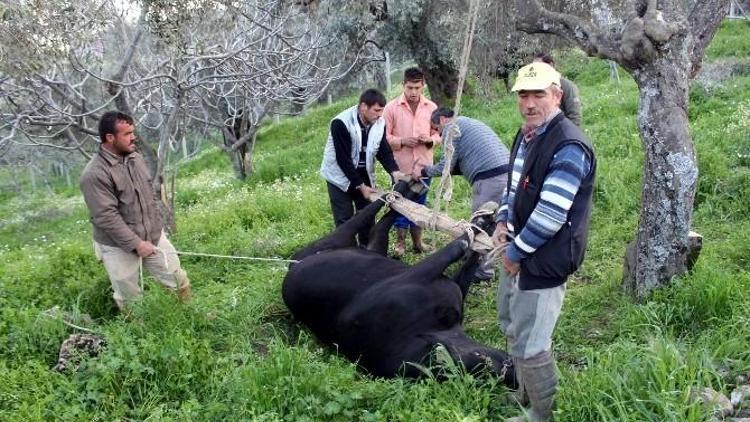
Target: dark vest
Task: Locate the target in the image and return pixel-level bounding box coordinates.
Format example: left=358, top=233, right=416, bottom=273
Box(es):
left=507, top=113, right=597, bottom=290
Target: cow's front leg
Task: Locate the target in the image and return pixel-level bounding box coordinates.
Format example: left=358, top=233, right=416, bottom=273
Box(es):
left=452, top=203, right=499, bottom=298
left=291, top=199, right=387, bottom=261
left=367, top=180, right=426, bottom=256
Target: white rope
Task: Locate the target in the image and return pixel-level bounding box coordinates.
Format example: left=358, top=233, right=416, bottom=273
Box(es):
left=155, top=248, right=299, bottom=264
left=431, top=124, right=460, bottom=227
left=485, top=232, right=515, bottom=264
left=428, top=0, right=480, bottom=230
left=138, top=256, right=144, bottom=292
left=41, top=310, right=101, bottom=334
left=453, top=0, right=481, bottom=116
left=378, top=188, right=403, bottom=206
left=464, top=223, right=476, bottom=246
left=57, top=318, right=101, bottom=334
left=136, top=248, right=297, bottom=292
left=451, top=207, right=499, bottom=249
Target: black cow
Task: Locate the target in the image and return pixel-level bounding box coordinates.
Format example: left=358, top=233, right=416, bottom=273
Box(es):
left=282, top=181, right=516, bottom=386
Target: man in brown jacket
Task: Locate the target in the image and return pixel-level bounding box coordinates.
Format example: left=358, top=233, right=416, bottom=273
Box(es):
left=80, top=111, right=190, bottom=310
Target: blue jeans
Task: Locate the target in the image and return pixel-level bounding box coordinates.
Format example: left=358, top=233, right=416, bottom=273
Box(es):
left=394, top=178, right=430, bottom=229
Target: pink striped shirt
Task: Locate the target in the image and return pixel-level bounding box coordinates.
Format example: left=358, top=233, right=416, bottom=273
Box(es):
left=384, top=94, right=441, bottom=174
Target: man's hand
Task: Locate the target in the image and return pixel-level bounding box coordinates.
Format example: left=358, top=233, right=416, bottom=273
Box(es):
left=357, top=184, right=378, bottom=199
left=135, top=240, right=156, bottom=257
left=502, top=254, right=521, bottom=276
left=418, top=135, right=433, bottom=147
left=491, top=222, right=509, bottom=247
left=401, top=137, right=419, bottom=148
left=391, top=171, right=409, bottom=183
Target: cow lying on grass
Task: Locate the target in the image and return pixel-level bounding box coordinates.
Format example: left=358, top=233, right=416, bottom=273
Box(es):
left=282, top=180, right=516, bottom=386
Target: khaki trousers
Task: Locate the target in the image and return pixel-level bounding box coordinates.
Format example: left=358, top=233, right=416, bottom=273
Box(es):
left=94, top=233, right=189, bottom=307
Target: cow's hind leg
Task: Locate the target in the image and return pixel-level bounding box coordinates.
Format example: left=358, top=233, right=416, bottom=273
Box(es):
left=453, top=202, right=499, bottom=298
left=387, top=236, right=469, bottom=284
left=392, top=202, right=497, bottom=284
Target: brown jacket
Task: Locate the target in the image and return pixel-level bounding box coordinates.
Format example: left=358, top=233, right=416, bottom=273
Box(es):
left=80, top=148, right=162, bottom=251
left=560, top=77, right=582, bottom=127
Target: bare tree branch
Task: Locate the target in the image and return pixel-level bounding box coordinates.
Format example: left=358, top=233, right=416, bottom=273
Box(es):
left=515, top=0, right=624, bottom=63
left=688, top=0, right=731, bottom=78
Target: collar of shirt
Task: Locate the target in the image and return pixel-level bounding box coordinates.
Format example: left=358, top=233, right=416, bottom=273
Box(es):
left=397, top=93, right=429, bottom=109
left=357, top=111, right=371, bottom=129
left=98, top=145, right=128, bottom=166
left=522, top=108, right=562, bottom=144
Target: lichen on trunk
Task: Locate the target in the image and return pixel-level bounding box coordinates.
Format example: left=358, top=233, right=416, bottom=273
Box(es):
left=624, top=66, right=698, bottom=299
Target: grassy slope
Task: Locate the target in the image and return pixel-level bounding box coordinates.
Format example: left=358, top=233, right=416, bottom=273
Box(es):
left=1, top=20, right=749, bottom=421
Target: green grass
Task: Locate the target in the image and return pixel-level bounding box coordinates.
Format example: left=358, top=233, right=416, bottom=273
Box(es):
left=704, top=19, right=750, bottom=59
left=1, top=20, right=750, bottom=421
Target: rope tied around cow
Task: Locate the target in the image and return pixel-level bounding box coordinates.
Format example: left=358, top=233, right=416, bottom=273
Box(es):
left=372, top=184, right=507, bottom=259
left=485, top=232, right=514, bottom=265
left=135, top=248, right=298, bottom=293
left=453, top=207, right=495, bottom=248
left=378, top=188, right=404, bottom=206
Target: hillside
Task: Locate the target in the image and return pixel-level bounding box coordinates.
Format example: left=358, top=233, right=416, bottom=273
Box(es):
left=1, top=20, right=749, bottom=421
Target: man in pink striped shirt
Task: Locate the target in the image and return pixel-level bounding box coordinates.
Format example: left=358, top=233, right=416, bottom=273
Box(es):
left=384, top=68, right=442, bottom=257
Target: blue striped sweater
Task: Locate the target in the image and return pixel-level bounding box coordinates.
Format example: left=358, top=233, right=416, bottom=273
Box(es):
left=497, top=112, right=593, bottom=263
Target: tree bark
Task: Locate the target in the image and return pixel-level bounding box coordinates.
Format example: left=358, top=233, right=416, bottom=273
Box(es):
left=408, top=1, right=459, bottom=106
left=419, top=57, right=458, bottom=107
left=222, top=117, right=258, bottom=180
left=152, top=90, right=184, bottom=233
left=623, top=64, right=698, bottom=299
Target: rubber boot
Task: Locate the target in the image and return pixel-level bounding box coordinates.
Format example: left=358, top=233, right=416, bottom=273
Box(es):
left=394, top=228, right=407, bottom=258
left=518, top=350, right=558, bottom=422
left=511, top=356, right=529, bottom=406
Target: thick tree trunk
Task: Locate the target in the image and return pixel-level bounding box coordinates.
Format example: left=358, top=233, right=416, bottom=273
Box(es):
left=419, top=57, right=458, bottom=107
left=244, top=131, right=257, bottom=176
left=510, top=0, right=728, bottom=300
left=152, top=92, right=184, bottom=234
left=222, top=119, right=258, bottom=180
left=623, top=65, right=698, bottom=299
left=374, top=64, right=387, bottom=92
left=291, top=88, right=306, bottom=115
